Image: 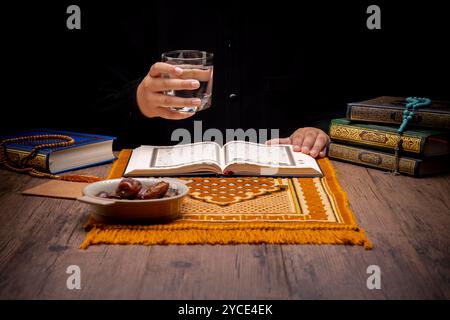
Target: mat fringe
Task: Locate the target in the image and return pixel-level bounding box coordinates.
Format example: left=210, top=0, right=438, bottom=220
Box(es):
left=81, top=220, right=372, bottom=250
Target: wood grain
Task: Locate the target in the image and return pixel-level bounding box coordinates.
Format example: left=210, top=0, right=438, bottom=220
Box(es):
left=0, top=160, right=449, bottom=299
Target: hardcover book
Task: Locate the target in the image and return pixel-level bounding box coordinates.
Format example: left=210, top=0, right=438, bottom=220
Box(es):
left=346, top=96, right=450, bottom=130
left=2, top=129, right=116, bottom=174
left=124, top=141, right=323, bottom=177
left=328, top=142, right=449, bottom=177
left=329, top=118, right=449, bottom=156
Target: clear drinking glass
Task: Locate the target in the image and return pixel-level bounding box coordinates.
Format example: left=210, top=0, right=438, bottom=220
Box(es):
left=161, top=50, right=214, bottom=113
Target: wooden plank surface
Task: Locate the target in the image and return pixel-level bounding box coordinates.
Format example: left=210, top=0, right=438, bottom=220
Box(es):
left=0, top=160, right=449, bottom=299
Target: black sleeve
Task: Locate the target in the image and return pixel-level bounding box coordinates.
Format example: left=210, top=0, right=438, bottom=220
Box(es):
left=89, top=4, right=161, bottom=150
left=94, top=70, right=144, bottom=149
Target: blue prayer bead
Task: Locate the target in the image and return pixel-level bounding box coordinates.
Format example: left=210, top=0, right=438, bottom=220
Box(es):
left=399, top=97, right=431, bottom=135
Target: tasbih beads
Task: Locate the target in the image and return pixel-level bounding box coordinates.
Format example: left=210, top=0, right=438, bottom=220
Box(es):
left=393, top=97, right=431, bottom=175
left=0, top=134, right=102, bottom=183
left=398, top=97, right=432, bottom=134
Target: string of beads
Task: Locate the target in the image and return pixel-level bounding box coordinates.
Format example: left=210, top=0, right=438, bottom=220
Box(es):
left=393, top=97, right=431, bottom=174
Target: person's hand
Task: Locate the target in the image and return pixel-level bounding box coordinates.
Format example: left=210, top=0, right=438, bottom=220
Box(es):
left=136, top=62, right=203, bottom=120
left=267, top=127, right=330, bottom=158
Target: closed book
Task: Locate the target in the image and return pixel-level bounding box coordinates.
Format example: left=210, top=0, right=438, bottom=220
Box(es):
left=2, top=129, right=116, bottom=174
left=328, top=143, right=450, bottom=177
left=346, top=96, right=450, bottom=130
left=329, top=118, right=450, bottom=156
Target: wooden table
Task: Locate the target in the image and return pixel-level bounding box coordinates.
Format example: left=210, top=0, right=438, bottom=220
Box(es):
left=0, top=160, right=449, bottom=299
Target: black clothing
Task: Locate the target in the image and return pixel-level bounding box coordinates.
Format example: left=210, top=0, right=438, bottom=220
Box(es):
left=4, top=1, right=449, bottom=149
left=93, top=2, right=349, bottom=148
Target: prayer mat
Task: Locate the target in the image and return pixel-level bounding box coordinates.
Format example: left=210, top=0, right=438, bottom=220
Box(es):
left=81, top=150, right=372, bottom=249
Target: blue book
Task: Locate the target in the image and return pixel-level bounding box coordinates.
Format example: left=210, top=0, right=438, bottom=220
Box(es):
left=2, top=129, right=116, bottom=174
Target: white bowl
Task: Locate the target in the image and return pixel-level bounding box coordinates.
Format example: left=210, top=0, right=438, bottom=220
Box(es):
left=77, top=178, right=189, bottom=223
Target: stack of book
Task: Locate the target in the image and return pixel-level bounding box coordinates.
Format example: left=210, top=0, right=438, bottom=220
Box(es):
left=328, top=96, right=450, bottom=176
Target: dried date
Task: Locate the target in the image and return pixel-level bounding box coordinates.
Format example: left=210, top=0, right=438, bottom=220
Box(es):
left=116, top=178, right=142, bottom=199
left=136, top=181, right=170, bottom=200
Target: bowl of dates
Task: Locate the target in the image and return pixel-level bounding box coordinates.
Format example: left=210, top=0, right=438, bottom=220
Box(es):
left=77, top=178, right=189, bottom=222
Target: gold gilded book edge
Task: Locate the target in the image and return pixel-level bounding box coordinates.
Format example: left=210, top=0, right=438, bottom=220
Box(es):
left=349, top=106, right=450, bottom=129
left=328, top=144, right=416, bottom=175
left=329, top=123, right=422, bottom=153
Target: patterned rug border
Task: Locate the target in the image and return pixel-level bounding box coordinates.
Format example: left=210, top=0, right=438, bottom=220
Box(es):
left=81, top=150, right=372, bottom=249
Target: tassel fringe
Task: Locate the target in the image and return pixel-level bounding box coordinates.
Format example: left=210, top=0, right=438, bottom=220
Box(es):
left=81, top=220, right=372, bottom=250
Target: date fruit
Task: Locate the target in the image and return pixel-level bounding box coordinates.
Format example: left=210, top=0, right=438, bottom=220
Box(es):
left=116, top=178, right=142, bottom=199
left=137, top=181, right=170, bottom=200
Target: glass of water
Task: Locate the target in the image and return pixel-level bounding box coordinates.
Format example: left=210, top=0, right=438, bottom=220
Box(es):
left=162, top=50, right=214, bottom=113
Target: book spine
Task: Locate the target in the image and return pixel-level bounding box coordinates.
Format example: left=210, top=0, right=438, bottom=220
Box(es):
left=329, top=122, right=424, bottom=154
left=328, top=143, right=419, bottom=176
left=5, top=148, right=49, bottom=172
left=346, top=105, right=450, bottom=130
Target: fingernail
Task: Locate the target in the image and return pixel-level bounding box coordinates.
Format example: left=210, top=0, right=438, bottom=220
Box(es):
left=174, top=67, right=183, bottom=74
left=302, top=146, right=309, bottom=153
left=293, top=145, right=301, bottom=152
left=192, top=98, right=202, bottom=105
left=319, top=151, right=325, bottom=157
left=310, top=150, right=318, bottom=157
left=190, top=80, right=200, bottom=88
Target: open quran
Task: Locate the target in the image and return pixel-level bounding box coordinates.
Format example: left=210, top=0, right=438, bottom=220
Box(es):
left=124, top=141, right=322, bottom=177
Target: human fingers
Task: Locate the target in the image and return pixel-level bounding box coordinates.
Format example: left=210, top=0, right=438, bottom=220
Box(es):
left=153, top=93, right=202, bottom=108
left=178, top=68, right=212, bottom=81
left=309, top=133, right=329, bottom=158
left=290, top=131, right=305, bottom=152
left=266, top=137, right=291, bottom=145
left=300, top=130, right=318, bottom=155
left=148, top=62, right=183, bottom=78
left=319, top=146, right=328, bottom=158
left=136, top=81, right=200, bottom=118
left=150, top=78, right=200, bottom=92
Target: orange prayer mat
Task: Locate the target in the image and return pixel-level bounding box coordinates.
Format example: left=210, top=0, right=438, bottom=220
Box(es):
left=81, top=150, right=372, bottom=249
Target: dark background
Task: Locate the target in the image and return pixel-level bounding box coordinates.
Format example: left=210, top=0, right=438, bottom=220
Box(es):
left=2, top=1, right=449, bottom=147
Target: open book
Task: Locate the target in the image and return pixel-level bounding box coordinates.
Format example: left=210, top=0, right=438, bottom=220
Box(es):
left=124, top=141, right=323, bottom=177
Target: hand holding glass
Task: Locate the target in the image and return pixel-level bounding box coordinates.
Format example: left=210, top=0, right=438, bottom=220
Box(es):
left=161, top=50, right=213, bottom=113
